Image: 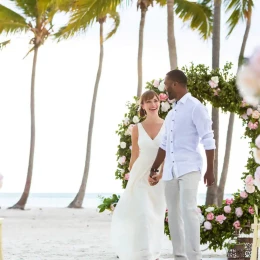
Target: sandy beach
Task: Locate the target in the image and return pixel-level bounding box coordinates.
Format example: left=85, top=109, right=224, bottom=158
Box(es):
left=0, top=207, right=229, bottom=260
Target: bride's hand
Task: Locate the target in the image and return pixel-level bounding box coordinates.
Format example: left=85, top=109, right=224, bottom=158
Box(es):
left=148, top=174, right=160, bottom=186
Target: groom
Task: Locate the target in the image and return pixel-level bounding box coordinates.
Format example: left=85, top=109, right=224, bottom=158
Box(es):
left=149, top=69, right=215, bottom=260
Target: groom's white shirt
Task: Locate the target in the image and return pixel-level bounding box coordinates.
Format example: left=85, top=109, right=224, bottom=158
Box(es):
left=160, top=92, right=216, bottom=180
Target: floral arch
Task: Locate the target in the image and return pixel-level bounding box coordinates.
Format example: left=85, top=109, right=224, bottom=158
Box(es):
left=99, top=63, right=260, bottom=251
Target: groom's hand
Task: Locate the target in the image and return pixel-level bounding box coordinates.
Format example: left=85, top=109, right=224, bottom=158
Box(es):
left=148, top=174, right=160, bottom=186
left=204, top=169, right=215, bottom=187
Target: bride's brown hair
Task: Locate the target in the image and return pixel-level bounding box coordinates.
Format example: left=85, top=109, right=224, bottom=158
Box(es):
left=139, top=90, right=160, bottom=117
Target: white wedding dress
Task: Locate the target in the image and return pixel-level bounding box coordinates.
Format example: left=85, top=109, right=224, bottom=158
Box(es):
left=111, top=123, right=166, bottom=260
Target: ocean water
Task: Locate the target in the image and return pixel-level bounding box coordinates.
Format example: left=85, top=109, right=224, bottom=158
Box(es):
left=0, top=193, right=232, bottom=208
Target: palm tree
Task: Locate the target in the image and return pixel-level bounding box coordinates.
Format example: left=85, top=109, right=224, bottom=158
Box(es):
left=206, top=0, right=221, bottom=206
left=0, top=39, right=10, bottom=50
left=56, top=1, right=120, bottom=208
left=0, top=0, right=71, bottom=209
left=164, top=0, right=213, bottom=70
left=217, top=0, right=254, bottom=205
left=137, top=0, right=153, bottom=97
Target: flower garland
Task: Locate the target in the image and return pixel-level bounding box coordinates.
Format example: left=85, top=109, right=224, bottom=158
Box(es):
left=98, top=62, right=260, bottom=250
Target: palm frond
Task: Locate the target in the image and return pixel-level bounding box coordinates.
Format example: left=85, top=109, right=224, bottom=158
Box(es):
left=0, top=39, right=10, bottom=50
left=224, top=0, right=254, bottom=36
left=11, top=0, right=38, bottom=18
left=174, top=0, right=213, bottom=40
left=105, top=11, right=120, bottom=41
left=55, top=0, right=122, bottom=40
left=0, top=4, right=28, bottom=34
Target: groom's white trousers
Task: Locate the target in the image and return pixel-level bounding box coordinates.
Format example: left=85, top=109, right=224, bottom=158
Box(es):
left=164, top=171, right=201, bottom=260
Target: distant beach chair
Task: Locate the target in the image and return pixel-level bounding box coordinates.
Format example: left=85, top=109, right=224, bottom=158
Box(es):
left=251, top=205, right=260, bottom=260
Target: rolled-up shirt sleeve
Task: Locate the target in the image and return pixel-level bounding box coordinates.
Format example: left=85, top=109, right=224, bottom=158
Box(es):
left=192, top=103, right=216, bottom=150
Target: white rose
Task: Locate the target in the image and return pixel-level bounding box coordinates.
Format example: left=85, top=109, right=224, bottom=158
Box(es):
left=245, top=184, right=255, bottom=193
left=132, top=116, right=140, bottom=124
left=120, top=169, right=125, bottom=173
left=199, top=214, right=205, bottom=225
left=204, top=221, right=212, bottom=230
left=120, top=142, right=126, bottom=149
left=211, top=76, right=219, bottom=84
left=124, top=117, right=130, bottom=125
left=118, top=156, right=126, bottom=165
left=161, top=101, right=171, bottom=112
left=205, top=206, right=215, bottom=213
left=158, top=81, right=165, bottom=92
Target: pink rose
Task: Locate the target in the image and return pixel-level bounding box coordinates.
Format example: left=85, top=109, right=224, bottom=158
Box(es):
left=233, top=220, right=241, bottom=229
left=215, top=214, right=226, bottom=224
left=213, top=88, right=221, bottom=96
left=245, top=175, right=254, bottom=185
left=197, top=207, right=202, bottom=214
left=165, top=217, right=168, bottom=222
left=125, top=124, right=135, bottom=136
left=235, top=207, right=243, bottom=217
left=247, top=108, right=253, bottom=116
left=255, top=166, right=260, bottom=182
left=226, top=198, right=234, bottom=205
left=207, top=212, right=214, bottom=220
left=248, top=206, right=255, bottom=214
left=241, top=100, right=247, bottom=107
left=240, top=191, right=248, bottom=199
left=241, top=113, right=248, bottom=120
left=248, top=121, right=258, bottom=130
left=252, top=110, right=260, bottom=119
left=153, top=79, right=160, bottom=88
left=166, top=209, right=168, bottom=212
left=255, top=135, right=260, bottom=149
left=124, top=173, right=130, bottom=180
left=224, top=205, right=231, bottom=214
left=159, top=93, right=168, bottom=101
left=209, top=80, right=218, bottom=88
left=204, top=221, right=212, bottom=230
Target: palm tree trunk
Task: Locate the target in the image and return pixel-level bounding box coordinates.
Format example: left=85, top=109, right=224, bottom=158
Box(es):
left=68, top=19, right=105, bottom=208
left=206, top=0, right=221, bottom=206
left=9, top=46, right=39, bottom=210
left=167, top=0, right=177, bottom=70
left=137, top=7, right=147, bottom=98
left=217, top=16, right=251, bottom=206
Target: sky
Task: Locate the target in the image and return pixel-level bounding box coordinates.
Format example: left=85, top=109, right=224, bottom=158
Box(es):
left=0, top=1, right=260, bottom=195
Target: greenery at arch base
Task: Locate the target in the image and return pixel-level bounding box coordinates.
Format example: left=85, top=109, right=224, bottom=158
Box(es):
left=98, top=63, right=260, bottom=251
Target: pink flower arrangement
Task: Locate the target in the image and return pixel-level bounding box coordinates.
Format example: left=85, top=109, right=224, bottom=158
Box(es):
left=215, top=214, right=226, bottom=224
left=204, top=221, right=212, bottom=230
left=235, top=207, right=243, bottom=217
left=206, top=212, right=214, bottom=221
left=245, top=175, right=254, bottom=185
left=248, top=121, right=258, bottom=130
left=153, top=79, right=160, bottom=88
left=124, top=173, right=130, bottom=180
left=224, top=205, right=231, bottom=214
left=159, top=93, right=168, bottom=101
left=248, top=206, right=254, bottom=215
left=241, top=113, right=248, bottom=120
left=225, top=198, right=234, bottom=205
left=252, top=110, right=260, bottom=119
left=233, top=220, right=241, bottom=229
left=247, top=108, right=253, bottom=116
left=240, top=191, right=248, bottom=199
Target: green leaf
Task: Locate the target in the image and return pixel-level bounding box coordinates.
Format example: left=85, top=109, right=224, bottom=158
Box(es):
left=0, top=4, right=28, bottom=35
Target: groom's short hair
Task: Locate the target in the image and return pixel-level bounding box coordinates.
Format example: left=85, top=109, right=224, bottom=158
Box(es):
left=166, top=70, right=187, bottom=86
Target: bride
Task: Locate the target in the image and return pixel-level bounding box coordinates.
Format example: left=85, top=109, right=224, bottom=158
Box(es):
left=111, top=90, right=166, bottom=260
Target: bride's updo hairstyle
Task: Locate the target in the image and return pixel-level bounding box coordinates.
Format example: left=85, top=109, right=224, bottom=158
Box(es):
left=139, top=90, right=160, bottom=117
